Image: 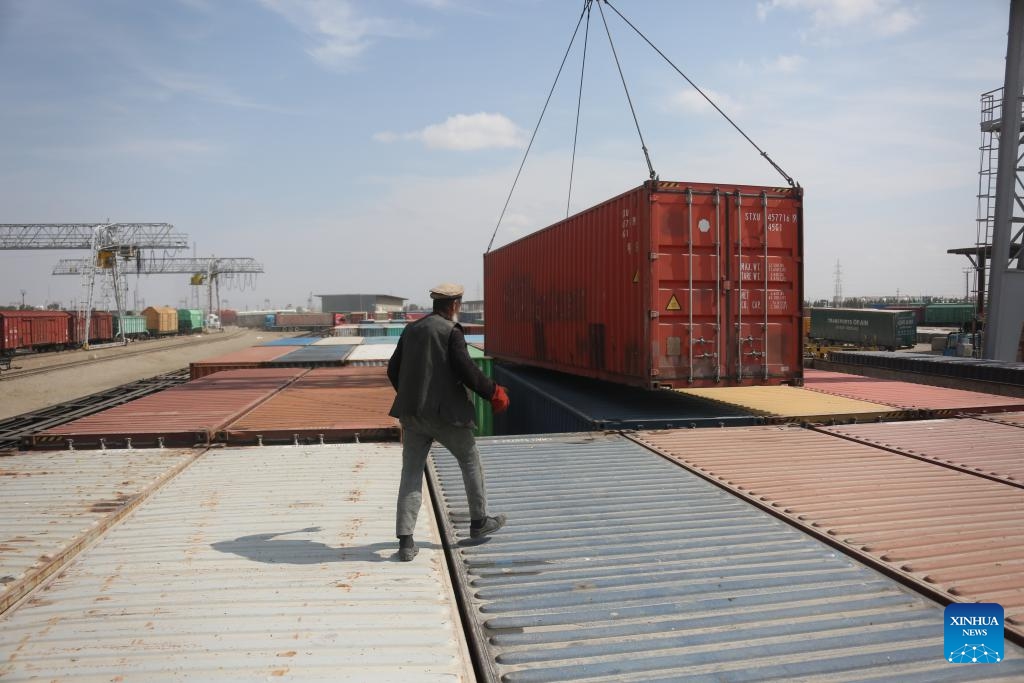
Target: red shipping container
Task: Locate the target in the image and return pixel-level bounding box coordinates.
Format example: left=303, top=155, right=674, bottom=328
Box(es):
left=0, top=310, right=71, bottom=353
left=484, top=180, right=803, bottom=389
left=68, top=311, right=114, bottom=345
left=219, top=308, right=238, bottom=325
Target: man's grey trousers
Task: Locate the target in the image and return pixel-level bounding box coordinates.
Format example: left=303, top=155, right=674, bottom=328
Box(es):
left=396, top=415, right=488, bottom=537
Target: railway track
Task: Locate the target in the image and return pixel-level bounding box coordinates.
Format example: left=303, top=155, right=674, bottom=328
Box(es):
left=0, top=368, right=190, bottom=451
left=0, top=329, right=245, bottom=381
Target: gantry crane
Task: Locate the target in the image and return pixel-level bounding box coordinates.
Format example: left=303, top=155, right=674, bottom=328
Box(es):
left=53, top=256, right=265, bottom=329
left=0, top=223, right=189, bottom=343
left=983, top=0, right=1024, bottom=360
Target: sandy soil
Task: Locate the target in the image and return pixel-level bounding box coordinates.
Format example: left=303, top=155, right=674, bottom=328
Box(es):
left=0, top=328, right=291, bottom=421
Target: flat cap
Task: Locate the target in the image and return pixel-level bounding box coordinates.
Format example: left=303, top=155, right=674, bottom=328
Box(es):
left=429, top=282, right=465, bottom=300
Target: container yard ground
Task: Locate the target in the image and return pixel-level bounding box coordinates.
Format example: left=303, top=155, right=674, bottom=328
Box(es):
left=0, top=328, right=291, bottom=420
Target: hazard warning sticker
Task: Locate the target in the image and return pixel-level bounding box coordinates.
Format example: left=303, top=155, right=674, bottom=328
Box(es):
left=666, top=294, right=681, bottom=311
left=633, top=270, right=639, bottom=284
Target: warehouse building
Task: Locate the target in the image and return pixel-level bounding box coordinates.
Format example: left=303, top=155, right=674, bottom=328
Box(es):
left=315, top=294, right=406, bottom=315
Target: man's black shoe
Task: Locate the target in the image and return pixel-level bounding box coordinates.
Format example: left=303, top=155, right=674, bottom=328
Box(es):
left=470, top=514, right=507, bottom=539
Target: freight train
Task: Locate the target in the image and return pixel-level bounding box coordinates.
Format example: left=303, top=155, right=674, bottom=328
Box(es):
left=0, top=307, right=214, bottom=355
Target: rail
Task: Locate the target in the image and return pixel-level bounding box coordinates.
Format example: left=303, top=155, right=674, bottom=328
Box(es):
left=0, top=329, right=244, bottom=381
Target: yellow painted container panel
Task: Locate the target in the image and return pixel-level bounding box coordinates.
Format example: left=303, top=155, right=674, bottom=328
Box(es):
left=676, top=385, right=903, bottom=421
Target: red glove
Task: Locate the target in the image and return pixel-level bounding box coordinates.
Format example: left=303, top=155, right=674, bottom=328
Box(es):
left=490, top=384, right=510, bottom=414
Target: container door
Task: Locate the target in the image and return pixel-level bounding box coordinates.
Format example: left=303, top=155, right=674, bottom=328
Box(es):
left=649, top=189, right=725, bottom=384
left=725, top=190, right=802, bottom=382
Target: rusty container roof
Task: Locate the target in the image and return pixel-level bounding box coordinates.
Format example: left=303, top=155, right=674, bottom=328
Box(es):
left=675, top=385, right=905, bottom=422
left=0, top=444, right=474, bottom=681
left=192, top=346, right=295, bottom=364
left=429, top=432, right=1024, bottom=680
left=287, top=366, right=391, bottom=389
left=0, top=448, right=196, bottom=615
left=804, top=368, right=1024, bottom=414
left=632, top=426, right=1024, bottom=641
left=823, top=418, right=1024, bottom=487
left=975, top=411, right=1024, bottom=428
left=188, top=346, right=296, bottom=380
left=222, top=368, right=397, bottom=444
left=34, top=368, right=306, bottom=448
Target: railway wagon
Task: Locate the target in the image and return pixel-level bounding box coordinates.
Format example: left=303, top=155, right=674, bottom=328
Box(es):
left=924, top=303, right=975, bottom=326
left=0, top=310, right=71, bottom=355
left=68, top=311, right=115, bottom=345
left=142, top=306, right=178, bottom=335
left=273, top=312, right=335, bottom=331
left=113, top=314, right=148, bottom=338
left=485, top=179, right=804, bottom=389
left=177, top=308, right=204, bottom=333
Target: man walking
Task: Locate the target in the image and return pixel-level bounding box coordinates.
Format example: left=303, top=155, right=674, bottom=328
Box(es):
left=387, top=283, right=510, bottom=562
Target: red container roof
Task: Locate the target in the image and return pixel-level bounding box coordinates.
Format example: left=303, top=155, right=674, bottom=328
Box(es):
left=804, top=369, right=1024, bottom=413
left=37, top=368, right=306, bottom=446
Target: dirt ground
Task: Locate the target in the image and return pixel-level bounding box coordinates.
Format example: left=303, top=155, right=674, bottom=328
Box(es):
left=0, top=328, right=291, bottom=421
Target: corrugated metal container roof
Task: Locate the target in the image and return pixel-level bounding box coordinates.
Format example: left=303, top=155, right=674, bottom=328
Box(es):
left=429, top=433, right=1024, bottom=681
left=633, top=426, right=1024, bottom=640
left=313, top=336, right=364, bottom=345
left=975, top=410, right=1024, bottom=428
left=33, top=368, right=306, bottom=448
left=0, top=444, right=474, bottom=681
left=804, top=368, right=1024, bottom=414
left=0, top=449, right=196, bottom=614
left=493, top=364, right=760, bottom=435
left=272, top=345, right=357, bottom=364
left=188, top=346, right=298, bottom=380
left=676, top=385, right=907, bottom=422
left=822, top=418, right=1024, bottom=487
left=346, top=343, right=397, bottom=362
left=289, top=366, right=391, bottom=388
left=222, top=369, right=397, bottom=444
left=259, top=337, right=322, bottom=346
left=192, top=345, right=295, bottom=364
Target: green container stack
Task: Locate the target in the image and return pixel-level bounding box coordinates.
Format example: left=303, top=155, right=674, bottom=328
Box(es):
left=468, top=345, right=493, bottom=437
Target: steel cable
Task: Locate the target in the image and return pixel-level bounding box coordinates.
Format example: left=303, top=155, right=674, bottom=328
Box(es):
left=486, top=1, right=592, bottom=253
left=596, top=0, right=656, bottom=181
left=567, top=2, right=592, bottom=217
left=603, top=0, right=796, bottom=187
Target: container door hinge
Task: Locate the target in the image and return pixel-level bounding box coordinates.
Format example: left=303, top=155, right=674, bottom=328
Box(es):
left=649, top=310, right=660, bottom=319
left=649, top=252, right=659, bottom=261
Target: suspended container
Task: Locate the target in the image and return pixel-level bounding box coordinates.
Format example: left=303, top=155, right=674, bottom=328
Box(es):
left=485, top=180, right=804, bottom=390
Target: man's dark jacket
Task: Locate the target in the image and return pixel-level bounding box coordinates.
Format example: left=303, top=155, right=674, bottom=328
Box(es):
left=387, top=313, right=495, bottom=428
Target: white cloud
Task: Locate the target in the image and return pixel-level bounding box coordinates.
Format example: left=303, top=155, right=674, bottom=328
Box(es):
left=764, top=54, right=805, bottom=73
left=757, top=0, right=919, bottom=38
left=375, top=113, right=526, bottom=151
left=258, top=0, right=424, bottom=69
left=668, top=88, right=741, bottom=115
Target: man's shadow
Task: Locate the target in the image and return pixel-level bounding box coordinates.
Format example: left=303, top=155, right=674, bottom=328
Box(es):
left=211, top=527, right=441, bottom=564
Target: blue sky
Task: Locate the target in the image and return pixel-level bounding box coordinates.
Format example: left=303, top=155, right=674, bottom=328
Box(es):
left=0, top=0, right=1009, bottom=310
